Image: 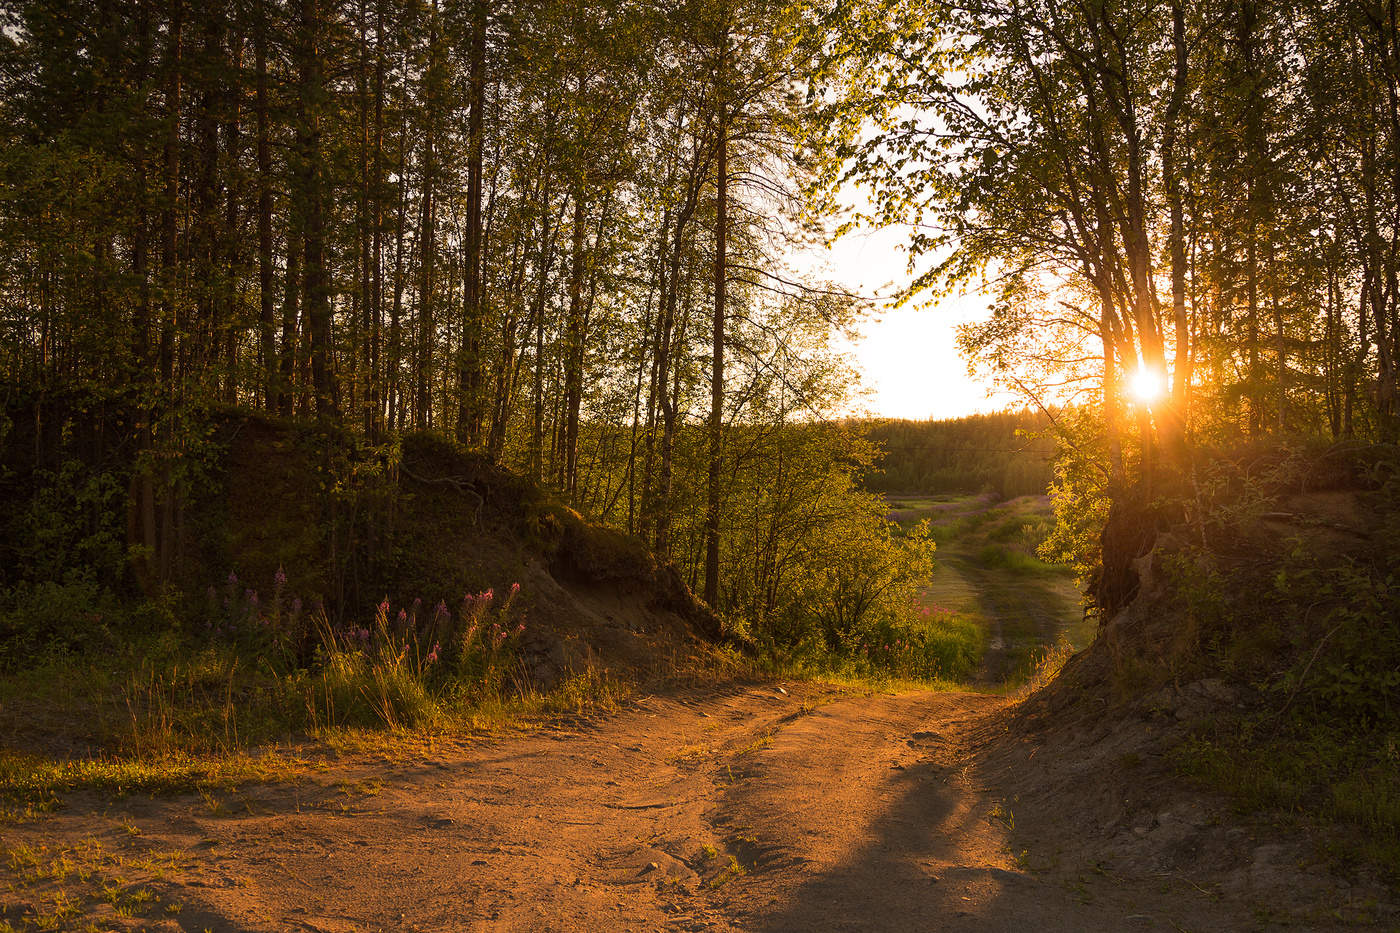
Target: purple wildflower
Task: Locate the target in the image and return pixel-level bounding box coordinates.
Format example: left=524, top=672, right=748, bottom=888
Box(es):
left=274, top=566, right=287, bottom=587
left=228, top=571, right=238, bottom=586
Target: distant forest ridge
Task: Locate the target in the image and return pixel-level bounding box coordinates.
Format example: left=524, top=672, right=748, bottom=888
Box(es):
left=855, top=411, right=1055, bottom=498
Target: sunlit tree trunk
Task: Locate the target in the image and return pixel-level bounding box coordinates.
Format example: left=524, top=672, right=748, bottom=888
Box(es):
left=704, top=36, right=728, bottom=608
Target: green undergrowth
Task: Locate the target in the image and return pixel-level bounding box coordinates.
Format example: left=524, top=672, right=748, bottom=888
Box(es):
left=758, top=658, right=963, bottom=694
left=888, top=494, right=1074, bottom=582
left=0, top=628, right=630, bottom=819
left=1176, top=721, right=1400, bottom=879
left=1124, top=447, right=1400, bottom=882
left=885, top=492, right=1087, bottom=688
left=739, top=591, right=986, bottom=686
left=767, top=613, right=984, bottom=687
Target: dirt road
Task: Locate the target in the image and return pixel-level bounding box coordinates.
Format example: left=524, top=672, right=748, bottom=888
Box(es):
left=3, top=684, right=1360, bottom=931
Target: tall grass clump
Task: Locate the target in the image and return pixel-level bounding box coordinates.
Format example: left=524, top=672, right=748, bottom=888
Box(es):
left=0, top=571, right=541, bottom=807
left=304, top=583, right=528, bottom=730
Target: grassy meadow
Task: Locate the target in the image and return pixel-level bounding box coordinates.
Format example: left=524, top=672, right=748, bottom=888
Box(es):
left=886, top=493, right=1093, bottom=688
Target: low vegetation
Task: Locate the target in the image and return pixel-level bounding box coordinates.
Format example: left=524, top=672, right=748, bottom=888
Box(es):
left=0, top=410, right=965, bottom=820
left=1041, top=440, right=1400, bottom=880
left=886, top=493, right=1089, bottom=686
left=0, top=591, right=632, bottom=820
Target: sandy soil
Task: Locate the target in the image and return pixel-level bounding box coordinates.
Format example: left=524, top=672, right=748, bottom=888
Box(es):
left=3, top=684, right=1385, bottom=932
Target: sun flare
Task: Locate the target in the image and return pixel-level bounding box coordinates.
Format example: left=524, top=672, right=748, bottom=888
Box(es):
left=1128, top=368, right=1165, bottom=405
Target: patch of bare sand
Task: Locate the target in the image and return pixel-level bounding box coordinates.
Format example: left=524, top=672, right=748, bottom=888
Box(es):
left=4, top=685, right=1390, bottom=931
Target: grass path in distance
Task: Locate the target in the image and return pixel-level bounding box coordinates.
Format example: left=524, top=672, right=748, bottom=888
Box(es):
left=888, top=493, right=1093, bottom=688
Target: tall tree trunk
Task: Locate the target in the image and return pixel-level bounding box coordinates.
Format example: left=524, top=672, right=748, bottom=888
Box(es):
left=415, top=6, right=440, bottom=429
left=560, top=192, right=587, bottom=497
left=704, top=63, right=727, bottom=608
left=369, top=0, right=386, bottom=439
left=530, top=223, right=549, bottom=483
left=637, top=209, right=671, bottom=541
left=194, top=7, right=222, bottom=380
left=358, top=0, right=374, bottom=436
left=159, top=0, right=183, bottom=392
left=255, top=3, right=276, bottom=411
left=279, top=227, right=301, bottom=416
left=1239, top=0, right=1266, bottom=435
left=389, top=102, right=408, bottom=432
left=296, top=0, right=336, bottom=419
left=457, top=0, right=488, bottom=444
left=223, top=28, right=244, bottom=405
left=415, top=184, right=435, bottom=428
left=1161, top=0, right=1191, bottom=456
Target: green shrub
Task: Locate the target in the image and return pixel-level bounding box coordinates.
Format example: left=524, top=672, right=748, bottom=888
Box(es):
left=845, top=608, right=984, bottom=681
left=0, top=579, right=122, bottom=669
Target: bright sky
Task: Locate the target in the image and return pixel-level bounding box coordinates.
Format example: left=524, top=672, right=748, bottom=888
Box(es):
left=805, top=221, right=1015, bottom=420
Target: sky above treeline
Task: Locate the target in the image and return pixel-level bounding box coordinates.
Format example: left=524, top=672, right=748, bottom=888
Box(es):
left=804, top=219, right=1014, bottom=421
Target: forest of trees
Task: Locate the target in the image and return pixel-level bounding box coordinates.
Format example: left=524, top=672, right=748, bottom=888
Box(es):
left=0, top=0, right=938, bottom=656
left=823, top=0, right=1400, bottom=482
left=860, top=412, right=1054, bottom=497
left=5, top=0, right=1400, bottom=646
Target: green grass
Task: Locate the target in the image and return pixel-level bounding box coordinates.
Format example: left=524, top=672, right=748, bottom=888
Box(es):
left=0, top=631, right=628, bottom=820
left=1, top=834, right=193, bottom=932
left=886, top=492, right=1092, bottom=687
left=1175, top=722, right=1400, bottom=881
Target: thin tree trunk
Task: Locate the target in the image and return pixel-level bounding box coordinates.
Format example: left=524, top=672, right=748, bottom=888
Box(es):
left=255, top=3, right=276, bottom=411
left=279, top=228, right=301, bottom=416
left=704, top=63, right=727, bottom=608
left=159, top=0, right=183, bottom=392
left=369, top=0, right=386, bottom=439
left=297, top=0, right=336, bottom=418
left=560, top=192, right=587, bottom=497
left=1162, top=0, right=1191, bottom=455
left=223, top=27, right=244, bottom=405
left=457, top=0, right=488, bottom=444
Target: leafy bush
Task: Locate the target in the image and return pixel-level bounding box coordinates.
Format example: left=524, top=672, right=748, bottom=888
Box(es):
left=1266, top=557, right=1400, bottom=726
left=13, top=459, right=129, bottom=590
left=845, top=605, right=984, bottom=681
left=774, top=516, right=936, bottom=657
left=0, top=579, right=122, bottom=670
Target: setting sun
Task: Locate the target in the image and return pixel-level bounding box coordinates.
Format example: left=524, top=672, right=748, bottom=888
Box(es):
left=1128, top=367, right=1165, bottom=405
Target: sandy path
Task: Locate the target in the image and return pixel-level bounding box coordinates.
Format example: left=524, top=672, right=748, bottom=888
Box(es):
left=6, top=685, right=1294, bottom=931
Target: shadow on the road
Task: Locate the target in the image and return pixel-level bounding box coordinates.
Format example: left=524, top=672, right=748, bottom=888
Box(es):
left=745, top=756, right=1021, bottom=932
